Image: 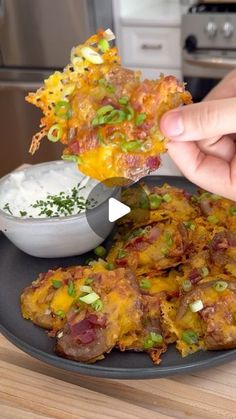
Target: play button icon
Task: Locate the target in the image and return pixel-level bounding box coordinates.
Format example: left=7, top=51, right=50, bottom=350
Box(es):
left=108, top=198, right=131, bottom=222
left=85, top=176, right=150, bottom=239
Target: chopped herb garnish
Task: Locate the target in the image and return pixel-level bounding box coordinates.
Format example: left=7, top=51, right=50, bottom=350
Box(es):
left=52, top=280, right=62, bottom=289
left=19, top=210, right=27, bottom=217
left=55, top=309, right=65, bottom=319
left=162, top=193, right=172, bottom=203
left=135, top=112, right=146, bottom=126
left=117, top=249, right=128, bottom=259
left=91, top=298, right=103, bottom=311
left=84, top=277, right=94, bottom=285
left=139, top=278, right=151, bottom=290
left=207, top=215, right=219, bottom=224
left=94, top=246, right=106, bottom=258
left=183, top=221, right=196, bottom=231
left=181, top=330, right=198, bottom=344
left=3, top=203, right=13, bottom=215
left=164, top=231, right=173, bottom=247
left=67, top=279, right=76, bottom=297
left=229, top=207, right=236, bottom=216
left=106, top=263, right=115, bottom=271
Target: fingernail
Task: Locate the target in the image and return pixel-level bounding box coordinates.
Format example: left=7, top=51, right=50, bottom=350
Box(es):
left=162, top=112, right=184, bottom=137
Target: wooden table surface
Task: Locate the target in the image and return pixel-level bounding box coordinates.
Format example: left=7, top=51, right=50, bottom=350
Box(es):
left=0, top=334, right=236, bottom=419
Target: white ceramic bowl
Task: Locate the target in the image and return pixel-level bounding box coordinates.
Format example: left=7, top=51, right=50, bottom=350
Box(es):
left=0, top=161, right=119, bottom=258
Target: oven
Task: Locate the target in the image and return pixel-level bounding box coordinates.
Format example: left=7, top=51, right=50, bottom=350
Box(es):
left=182, top=2, right=236, bottom=102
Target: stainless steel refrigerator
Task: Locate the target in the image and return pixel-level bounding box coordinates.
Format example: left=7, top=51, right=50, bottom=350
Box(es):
left=0, top=0, right=113, bottom=176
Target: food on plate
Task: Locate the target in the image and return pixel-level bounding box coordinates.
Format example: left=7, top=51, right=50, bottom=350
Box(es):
left=161, top=275, right=236, bottom=356
left=26, top=29, right=192, bottom=182
left=21, top=182, right=236, bottom=364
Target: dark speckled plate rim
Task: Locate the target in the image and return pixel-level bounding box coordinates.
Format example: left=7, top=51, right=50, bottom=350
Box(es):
left=1, top=324, right=236, bottom=379
left=1, top=175, right=236, bottom=379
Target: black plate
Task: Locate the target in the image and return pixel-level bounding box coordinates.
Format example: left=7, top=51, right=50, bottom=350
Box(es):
left=1, top=176, right=236, bottom=379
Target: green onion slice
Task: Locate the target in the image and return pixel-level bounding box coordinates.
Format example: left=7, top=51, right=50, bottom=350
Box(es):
left=84, top=278, right=94, bottom=285
left=79, top=285, right=93, bottom=293
left=181, top=330, right=199, bottom=344
left=52, top=280, right=62, bottom=289
left=149, top=194, right=163, bottom=209
left=96, top=105, right=114, bottom=117
left=117, top=249, right=128, bottom=259
left=67, top=279, right=76, bottom=297
left=47, top=124, right=62, bottom=142
left=207, top=215, right=219, bottom=224
left=55, top=100, right=72, bottom=119
left=182, top=280, right=192, bottom=292
left=98, top=38, right=110, bottom=53
left=213, top=280, right=228, bottom=292
left=229, top=207, right=236, bottom=216
left=139, top=278, right=151, bottom=290
left=55, top=309, right=65, bottom=319
left=121, top=140, right=142, bottom=152
left=118, top=96, right=129, bottom=105
left=135, top=113, right=147, bottom=126
left=162, top=193, right=172, bottom=203
left=79, top=291, right=100, bottom=304
left=94, top=245, right=106, bottom=258
left=91, top=298, right=103, bottom=311
left=61, top=154, right=78, bottom=162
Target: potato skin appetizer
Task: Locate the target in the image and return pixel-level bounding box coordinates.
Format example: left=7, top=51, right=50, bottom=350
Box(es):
left=21, top=183, right=236, bottom=364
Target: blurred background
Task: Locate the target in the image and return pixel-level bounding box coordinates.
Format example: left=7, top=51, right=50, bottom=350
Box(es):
left=0, top=0, right=235, bottom=176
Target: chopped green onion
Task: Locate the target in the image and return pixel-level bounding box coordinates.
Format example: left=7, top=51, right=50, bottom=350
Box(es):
left=67, top=279, right=76, bottom=297
left=118, top=96, right=129, bottom=105
left=199, top=192, right=211, bottom=200
left=106, top=263, right=115, bottom=271
left=182, top=279, right=192, bottom=292
left=139, top=278, right=151, bottom=290
left=47, top=124, right=62, bottom=142
left=117, top=249, right=128, bottom=259
left=135, top=113, right=147, bottom=126
left=150, top=332, right=163, bottom=344
left=181, top=330, right=199, bottom=344
left=80, top=46, right=104, bottom=64
left=61, top=154, right=78, bottom=162
left=164, top=231, right=173, bottom=247
left=79, top=291, right=100, bottom=304
left=143, top=338, right=154, bottom=349
left=96, top=105, right=114, bottom=117
left=189, top=299, right=204, bottom=313
left=98, top=78, right=115, bottom=94
left=84, top=278, right=94, bottom=285
left=55, top=309, right=65, bottom=319
left=19, top=210, right=27, bottom=217
left=52, top=280, right=62, bottom=289
left=149, top=194, right=163, bottom=209
left=55, top=100, right=72, bottom=119
left=207, top=215, right=219, bottom=224
left=121, top=140, right=142, bottom=152
left=183, top=221, right=196, bottom=231
left=162, top=193, right=172, bottom=203
left=98, top=38, right=109, bottom=53
left=125, top=105, right=135, bottom=121
left=201, top=266, right=209, bottom=277
left=213, top=280, right=228, bottom=292
left=94, top=245, right=106, bottom=258
left=229, top=207, right=236, bottom=216
left=80, top=285, right=93, bottom=293
left=106, top=109, right=127, bottom=124
left=91, top=298, right=103, bottom=311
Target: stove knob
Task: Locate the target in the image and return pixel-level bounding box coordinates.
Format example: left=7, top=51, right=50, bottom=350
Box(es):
left=222, top=21, right=234, bottom=38
left=205, top=21, right=217, bottom=38
left=184, top=35, right=197, bottom=53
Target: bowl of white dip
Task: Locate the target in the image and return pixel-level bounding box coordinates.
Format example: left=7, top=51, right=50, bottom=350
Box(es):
left=0, top=161, right=119, bottom=257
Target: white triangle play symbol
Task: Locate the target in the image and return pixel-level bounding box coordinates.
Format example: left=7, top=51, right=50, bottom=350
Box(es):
left=108, top=197, right=131, bottom=222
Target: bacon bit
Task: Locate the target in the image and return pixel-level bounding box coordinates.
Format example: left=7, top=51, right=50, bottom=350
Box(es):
left=116, top=257, right=128, bottom=267
left=86, top=314, right=106, bottom=327
left=145, top=226, right=160, bottom=244
left=200, top=306, right=215, bottom=321
left=70, top=140, right=80, bottom=154
left=211, top=231, right=236, bottom=251
left=188, top=268, right=202, bottom=285
left=101, top=97, right=120, bottom=108
left=146, top=156, right=160, bottom=171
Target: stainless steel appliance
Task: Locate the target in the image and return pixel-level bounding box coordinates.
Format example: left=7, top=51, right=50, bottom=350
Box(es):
left=182, top=2, right=236, bottom=101
left=0, top=0, right=113, bottom=176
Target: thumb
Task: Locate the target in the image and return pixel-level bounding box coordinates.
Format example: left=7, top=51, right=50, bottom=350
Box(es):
left=160, top=97, right=236, bottom=141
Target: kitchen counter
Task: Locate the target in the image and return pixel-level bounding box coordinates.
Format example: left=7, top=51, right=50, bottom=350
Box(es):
left=1, top=333, right=236, bottom=418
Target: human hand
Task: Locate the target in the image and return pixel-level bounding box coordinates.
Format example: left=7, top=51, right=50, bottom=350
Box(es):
left=160, top=70, right=236, bottom=200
